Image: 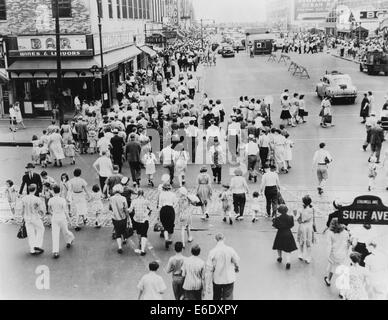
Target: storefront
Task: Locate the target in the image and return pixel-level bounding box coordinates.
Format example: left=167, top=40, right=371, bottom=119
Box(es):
left=6, top=33, right=142, bottom=116
left=137, top=45, right=158, bottom=70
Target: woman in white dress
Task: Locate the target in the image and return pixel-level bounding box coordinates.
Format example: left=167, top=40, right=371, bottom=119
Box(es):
left=294, top=195, right=316, bottom=263
left=14, top=102, right=26, bottom=129
left=48, top=129, right=65, bottom=167
left=68, top=168, right=90, bottom=231
left=271, top=129, right=287, bottom=173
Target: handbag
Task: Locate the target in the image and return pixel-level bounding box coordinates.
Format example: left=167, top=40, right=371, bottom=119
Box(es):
left=324, top=115, right=332, bottom=124
left=303, top=111, right=309, bottom=116
left=277, top=190, right=285, bottom=205
left=17, top=222, right=27, bottom=239
left=312, top=208, right=318, bottom=233
left=153, top=221, right=164, bottom=232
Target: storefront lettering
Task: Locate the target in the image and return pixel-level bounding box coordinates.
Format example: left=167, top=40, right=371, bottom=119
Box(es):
left=9, top=50, right=93, bottom=57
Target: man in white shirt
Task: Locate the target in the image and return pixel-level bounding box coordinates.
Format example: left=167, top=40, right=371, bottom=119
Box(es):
left=246, top=135, right=260, bottom=183
left=206, top=233, right=240, bottom=300
left=206, top=119, right=221, bottom=151
left=187, top=76, right=196, bottom=99
left=21, top=184, right=45, bottom=255
left=312, top=142, right=333, bottom=195
left=160, top=144, right=176, bottom=185
left=48, top=185, right=74, bottom=259
left=93, top=151, right=114, bottom=192
left=260, top=165, right=280, bottom=217
left=138, top=261, right=167, bottom=300
left=186, top=120, right=199, bottom=163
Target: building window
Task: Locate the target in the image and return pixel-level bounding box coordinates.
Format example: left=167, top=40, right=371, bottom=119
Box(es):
left=117, top=0, right=121, bottom=18
left=52, top=0, right=72, bottom=18
left=108, top=0, right=113, bottom=18
left=97, top=0, right=103, bottom=18
left=128, top=0, right=133, bottom=18
left=0, top=0, right=6, bottom=20
left=122, top=0, right=127, bottom=18
left=145, top=0, right=150, bottom=19
left=138, top=0, right=143, bottom=19
left=134, top=0, right=138, bottom=19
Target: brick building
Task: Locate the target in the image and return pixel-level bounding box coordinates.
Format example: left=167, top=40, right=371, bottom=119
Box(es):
left=0, top=0, right=164, bottom=117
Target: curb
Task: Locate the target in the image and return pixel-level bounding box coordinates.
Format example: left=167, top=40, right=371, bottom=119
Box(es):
left=0, top=142, right=32, bottom=147
left=331, top=53, right=360, bottom=64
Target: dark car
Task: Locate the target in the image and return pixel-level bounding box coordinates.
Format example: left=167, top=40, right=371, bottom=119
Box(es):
left=221, top=46, right=235, bottom=58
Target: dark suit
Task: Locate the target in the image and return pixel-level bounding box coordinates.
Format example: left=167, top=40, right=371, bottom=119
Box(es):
left=125, top=141, right=142, bottom=183
left=370, top=126, right=384, bottom=161
left=110, top=135, right=125, bottom=173
left=19, top=172, right=42, bottom=196
left=75, top=122, right=88, bottom=154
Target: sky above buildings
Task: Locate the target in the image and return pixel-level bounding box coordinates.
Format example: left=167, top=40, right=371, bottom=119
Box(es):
left=192, top=0, right=267, bottom=23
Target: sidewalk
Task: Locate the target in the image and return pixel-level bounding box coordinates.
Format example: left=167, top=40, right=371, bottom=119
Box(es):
left=329, top=49, right=360, bottom=64
left=0, top=119, right=52, bottom=145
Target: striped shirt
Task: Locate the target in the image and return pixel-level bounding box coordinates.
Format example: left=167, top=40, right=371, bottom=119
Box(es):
left=182, top=256, right=205, bottom=291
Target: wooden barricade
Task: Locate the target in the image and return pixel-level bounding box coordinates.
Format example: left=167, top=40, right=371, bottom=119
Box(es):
left=278, top=54, right=290, bottom=64
left=267, top=53, right=277, bottom=62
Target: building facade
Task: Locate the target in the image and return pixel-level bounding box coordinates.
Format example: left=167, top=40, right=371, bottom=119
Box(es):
left=0, top=0, right=164, bottom=117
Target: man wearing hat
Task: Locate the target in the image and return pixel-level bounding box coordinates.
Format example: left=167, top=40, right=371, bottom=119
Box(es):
left=111, top=128, right=125, bottom=173
left=125, top=134, right=142, bottom=187
left=75, top=116, right=88, bottom=154
left=209, top=137, right=224, bottom=184
left=19, top=163, right=43, bottom=197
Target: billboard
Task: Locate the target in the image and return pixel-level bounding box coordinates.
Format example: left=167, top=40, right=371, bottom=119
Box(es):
left=294, top=0, right=335, bottom=21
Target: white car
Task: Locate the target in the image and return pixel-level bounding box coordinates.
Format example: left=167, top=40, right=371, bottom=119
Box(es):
left=316, top=71, right=357, bottom=104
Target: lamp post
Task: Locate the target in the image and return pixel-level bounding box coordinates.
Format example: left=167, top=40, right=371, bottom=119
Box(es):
left=53, top=0, right=65, bottom=123
left=97, top=1, right=105, bottom=107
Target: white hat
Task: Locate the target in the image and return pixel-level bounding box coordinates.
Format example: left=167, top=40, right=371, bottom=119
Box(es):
left=178, top=187, right=188, bottom=196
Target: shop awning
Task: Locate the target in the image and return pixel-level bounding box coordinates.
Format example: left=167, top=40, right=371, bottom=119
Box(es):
left=0, top=68, right=8, bottom=83
left=8, top=45, right=142, bottom=77
left=94, top=45, right=141, bottom=72
left=138, top=45, right=157, bottom=58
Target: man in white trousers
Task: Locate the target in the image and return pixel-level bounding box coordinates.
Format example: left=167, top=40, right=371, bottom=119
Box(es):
left=312, top=142, right=333, bottom=195
left=48, top=185, right=75, bottom=259
left=21, top=184, right=45, bottom=255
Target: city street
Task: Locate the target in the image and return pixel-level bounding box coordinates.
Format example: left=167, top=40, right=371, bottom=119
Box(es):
left=1, top=51, right=388, bottom=300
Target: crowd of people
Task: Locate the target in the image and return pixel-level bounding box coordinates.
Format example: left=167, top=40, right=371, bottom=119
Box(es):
left=4, top=33, right=388, bottom=301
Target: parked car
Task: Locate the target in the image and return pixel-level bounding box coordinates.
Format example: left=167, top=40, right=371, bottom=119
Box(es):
left=221, top=46, right=235, bottom=58
left=316, top=71, right=357, bottom=103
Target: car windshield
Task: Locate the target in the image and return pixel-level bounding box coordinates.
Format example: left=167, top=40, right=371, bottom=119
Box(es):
left=331, top=76, right=351, bottom=85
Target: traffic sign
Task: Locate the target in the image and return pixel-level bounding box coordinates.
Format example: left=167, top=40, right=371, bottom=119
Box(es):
left=339, top=195, right=388, bottom=225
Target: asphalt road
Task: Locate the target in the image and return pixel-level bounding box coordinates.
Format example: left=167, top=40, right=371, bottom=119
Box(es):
left=1, top=52, right=388, bottom=300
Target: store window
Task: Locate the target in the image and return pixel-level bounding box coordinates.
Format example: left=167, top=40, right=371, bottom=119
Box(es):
left=0, top=0, right=6, bottom=20
left=134, top=0, right=138, bottom=19
left=117, top=0, right=121, bottom=19
left=51, top=0, right=72, bottom=18
left=122, top=0, right=127, bottom=18
left=108, top=0, right=113, bottom=18
left=97, top=0, right=103, bottom=18
left=128, top=0, right=133, bottom=19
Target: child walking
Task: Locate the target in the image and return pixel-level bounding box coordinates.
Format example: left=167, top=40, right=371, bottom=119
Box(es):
left=177, top=187, right=193, bottom=248
left=89, top=184, right=104, bottom=228
left=368, top=154, right=378, bottom=191
left=219, top=184, right=233, bottom=225
left=64, top=140, right=76, bottom=165
left=251, top=191, right=262, bottom=223
left=31, top=135, right=40, bottom=165
left=143, top=149, right=157, bottom=187
left=5, top=180, right=17, bottom=220
left=38, top=142, right=49, bottom=168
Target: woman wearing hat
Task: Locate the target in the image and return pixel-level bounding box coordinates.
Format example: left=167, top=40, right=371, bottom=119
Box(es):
left=68, top=168, right=90, bottom=231
left=48, top=129, right=65, bottom=167
left=230, top=168, right=249, bottom=221
left=196, top=166, right=213, bottom=220
left=158, top=183, right=178, bottom=249
left=272, top=205, right=297, bottom=270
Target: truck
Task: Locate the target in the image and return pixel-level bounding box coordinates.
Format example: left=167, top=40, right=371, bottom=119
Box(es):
left=359, top=50, right=388, bottom=76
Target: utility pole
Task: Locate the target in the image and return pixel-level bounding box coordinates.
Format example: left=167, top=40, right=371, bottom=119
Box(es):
left=54, top=0, right=63, bottom=123
left=97, top=5, right=105, bottom=107
left=201, top=19, right=204, bottom=50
